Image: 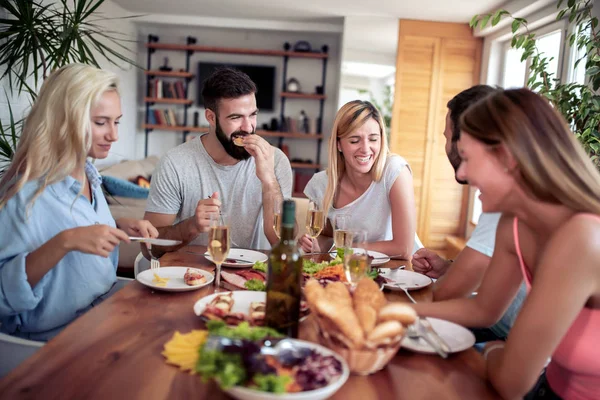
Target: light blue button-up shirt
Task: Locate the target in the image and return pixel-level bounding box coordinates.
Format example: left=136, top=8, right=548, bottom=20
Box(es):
left=0, top=162, right=118, bottom=341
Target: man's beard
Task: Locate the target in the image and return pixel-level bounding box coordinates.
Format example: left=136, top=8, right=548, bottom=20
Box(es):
left=448, top=141, right=468, bottom=185
left=215, top=119, right=254, bottom=160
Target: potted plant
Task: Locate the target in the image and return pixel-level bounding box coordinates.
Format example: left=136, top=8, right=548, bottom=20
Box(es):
left=470, top=0, right=600, bottom=167
left=0, top=0, right=137, bottom=176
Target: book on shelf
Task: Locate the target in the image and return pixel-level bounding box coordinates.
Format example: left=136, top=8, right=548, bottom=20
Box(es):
left=149, top=108, right=179, bottom=126
left=148, top=79, right=186, bottom=99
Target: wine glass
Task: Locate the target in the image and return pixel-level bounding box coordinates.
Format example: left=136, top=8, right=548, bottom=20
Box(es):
left=343, top=229, right=371, bottom=289
left=333, top=214, right=351, bottom=251
left=208, top=212, right=230, bottom=292
left=273, top=197, right=282, bottom=239
left=305, top=200, right=324, bottom=255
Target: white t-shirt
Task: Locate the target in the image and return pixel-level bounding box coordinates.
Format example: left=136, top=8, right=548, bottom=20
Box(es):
left=466, top=213, right=501, bottom=257
left=304, top=154, right=423, bottom=254
left=146, top=135, right=293, bottom=250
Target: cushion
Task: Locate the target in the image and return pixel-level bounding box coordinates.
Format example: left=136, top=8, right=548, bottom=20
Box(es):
left=99, top=156, right=159, bottom=181
left=102, top=175, right=149, bottom=199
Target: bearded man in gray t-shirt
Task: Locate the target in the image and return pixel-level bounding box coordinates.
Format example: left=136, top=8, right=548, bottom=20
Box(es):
left=143, top=68, right=292, bottom=253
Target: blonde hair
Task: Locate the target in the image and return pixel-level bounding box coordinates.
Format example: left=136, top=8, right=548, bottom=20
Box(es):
left=0, top=63, right=120, bottom=210
left=460, top=88, right=600, bottom=214
left=322, top=100, right=389, bottom=219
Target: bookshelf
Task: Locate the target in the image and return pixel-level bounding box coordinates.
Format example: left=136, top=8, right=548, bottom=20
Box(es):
left=143, top=35, right=329, bottom=176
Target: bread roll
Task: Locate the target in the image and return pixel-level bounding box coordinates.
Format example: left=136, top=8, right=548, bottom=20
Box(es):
left=377, top=303, right=418, bottom=325
left=367, top=320, right=404, bottom=346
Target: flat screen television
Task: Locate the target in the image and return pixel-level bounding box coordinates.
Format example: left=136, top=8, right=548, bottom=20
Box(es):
left=197, top=62, right=276, bottom=111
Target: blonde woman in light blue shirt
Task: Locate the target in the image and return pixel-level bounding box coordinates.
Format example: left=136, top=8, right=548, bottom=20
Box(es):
left=0, top=64, right=157, bottom=341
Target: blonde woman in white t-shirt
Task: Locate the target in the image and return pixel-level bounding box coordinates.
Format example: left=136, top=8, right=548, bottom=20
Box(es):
left=299, top=100, right=420, bottom=258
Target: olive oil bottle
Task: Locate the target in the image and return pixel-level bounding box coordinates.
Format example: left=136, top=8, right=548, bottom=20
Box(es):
left=265, top=199, right=303, bottom=337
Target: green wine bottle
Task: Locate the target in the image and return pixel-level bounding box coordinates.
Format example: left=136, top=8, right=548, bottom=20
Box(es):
left=265, top=199, right=303, bottom=338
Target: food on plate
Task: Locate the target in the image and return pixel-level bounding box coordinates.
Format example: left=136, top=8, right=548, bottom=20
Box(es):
left=252, top=260, right=267, bottom=272
left=231, top=132, right=249, bottom=146
left=211, top=293, right=234, bottom=312
left=244, top=278, right=266, bottom=291
left=152, top=273, right=170, bottom=287
left=193, top=321, right=344, bottom=393
left=184, top=268, right=207, bottom=286
left=162, top=330, right=208, bottom=373
left=377, top=302, right=418, bottom=325
left=249, top=302, right=265, bottom=326
left=305, top=277, right=414, bottom=351
left=199, top=294, right=309, bottom=327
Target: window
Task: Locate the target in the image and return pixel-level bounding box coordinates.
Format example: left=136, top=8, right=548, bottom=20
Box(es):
left=530, top=29, right=563, bottom=88
left=568, top=22, right=591, bottom=85
left=502, top=45, right=527, bottom=88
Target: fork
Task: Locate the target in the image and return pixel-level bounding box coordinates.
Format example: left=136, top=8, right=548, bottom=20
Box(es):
left=148, top=244, right=160, bottom=270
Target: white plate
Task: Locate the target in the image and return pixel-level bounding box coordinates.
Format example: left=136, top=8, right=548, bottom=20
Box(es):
left=194, top=291, right=309, bottom=323
left=136, top=266, right=213, bottom=292
left=194, top=290, right=266, bottom=317
left=379, top=269, right=432, bottom=291
left=225, top=339, right=349, bottom=400
left=129, top=237, right=182, bottom=246
left=401, top=317, right=476, bottom=354
left=204, top=248, right=268, bottom=268
left=329, top=248, right=391, bottom=266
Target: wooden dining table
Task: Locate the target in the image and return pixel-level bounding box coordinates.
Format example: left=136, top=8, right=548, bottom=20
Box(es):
left=0, top=246, right=500, bottom=399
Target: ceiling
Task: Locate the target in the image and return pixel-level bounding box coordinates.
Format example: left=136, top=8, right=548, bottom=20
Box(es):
left=113, top=0, right=507, bottom=23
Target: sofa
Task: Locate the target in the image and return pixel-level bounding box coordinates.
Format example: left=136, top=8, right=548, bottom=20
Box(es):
left=99, top=156, right=159, bottom=276
left=99, top=156, right=309, bottom=276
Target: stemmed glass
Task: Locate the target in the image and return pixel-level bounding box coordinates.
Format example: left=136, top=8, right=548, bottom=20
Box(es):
left=208, top=212, right=230, bottom=292
left=342, top=229, right=371, bottom=289
left=305, top=200, right=324, bottom=255
left=273, top=198, right=282, bottom=239
left=333, top=214, right=351, bottom=251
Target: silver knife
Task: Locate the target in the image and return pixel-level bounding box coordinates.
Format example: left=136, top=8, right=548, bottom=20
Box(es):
left=419, top=318, right=451, bottom=354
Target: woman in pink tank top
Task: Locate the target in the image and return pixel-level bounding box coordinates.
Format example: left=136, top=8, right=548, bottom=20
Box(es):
left=412, top=88, right=600, bottom=400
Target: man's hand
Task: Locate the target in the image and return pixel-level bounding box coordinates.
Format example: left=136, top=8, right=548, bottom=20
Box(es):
left=192, top=191, right=221, bottom=234
left=411, top=248, right=452, bottom=278
left=243, top=135, right=276, bottom=184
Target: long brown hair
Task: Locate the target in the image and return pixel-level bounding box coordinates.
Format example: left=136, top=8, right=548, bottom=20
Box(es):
left=322, top=100, right=389, bottom=219
left=460, top=88, right=600, bottom=214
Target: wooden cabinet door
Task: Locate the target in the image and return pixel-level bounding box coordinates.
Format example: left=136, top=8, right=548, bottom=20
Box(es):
left=390, top=21, right=481, bottom=250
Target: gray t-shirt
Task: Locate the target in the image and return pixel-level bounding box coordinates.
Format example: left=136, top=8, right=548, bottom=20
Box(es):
left=466, top=212, right=526, bottom=339
left=146, top=135, right=293, bottom=250
left=304, top=154, right=423, bottom=254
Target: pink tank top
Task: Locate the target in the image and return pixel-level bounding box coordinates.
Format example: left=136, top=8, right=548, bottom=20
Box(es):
left=513, top=217, right=600, bottom=400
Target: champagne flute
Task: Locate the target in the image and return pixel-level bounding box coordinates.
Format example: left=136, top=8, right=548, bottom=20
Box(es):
left=343, top=229, right=371, bottom=289
left=333, top=214, right=351, bottom=250
left=273, top=198, right=282, bottom=239
left=208, top=212, right=230, bottom=292
left=305, top=200, right=324, bottom=255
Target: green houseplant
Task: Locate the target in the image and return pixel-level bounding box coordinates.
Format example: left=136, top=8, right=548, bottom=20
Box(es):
left=470, top=0, right=600, bottom=167
left=0, top=0, right=137, bottom=175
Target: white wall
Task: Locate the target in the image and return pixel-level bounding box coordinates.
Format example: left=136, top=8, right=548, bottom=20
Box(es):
left=90, top=0, right=138, bottom=167
left=135, top=24, right=343, bottom=169
left=0, top=0, right=138, bottom=168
